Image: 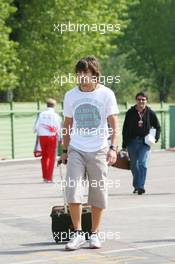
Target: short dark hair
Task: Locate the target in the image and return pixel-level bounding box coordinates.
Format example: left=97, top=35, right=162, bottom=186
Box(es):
left=75, top=56, right=101, bottom=81
left=135, top=91, right=148, bottom=100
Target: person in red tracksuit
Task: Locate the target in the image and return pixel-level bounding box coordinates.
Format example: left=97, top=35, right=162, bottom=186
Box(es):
left=35, top=98, right=60, bottom=182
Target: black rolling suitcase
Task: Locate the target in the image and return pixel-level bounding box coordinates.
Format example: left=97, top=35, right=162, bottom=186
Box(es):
left=50, top=161, right=92, bottom=243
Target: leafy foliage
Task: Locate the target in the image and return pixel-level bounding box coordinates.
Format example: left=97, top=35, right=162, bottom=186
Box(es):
left=0, top=0, right=175, bottom=102
left=11, top=0, right=121, bottom=101
left=0, top=0, right=19, bottom=92
left=116, top=0, right=175, bottom=101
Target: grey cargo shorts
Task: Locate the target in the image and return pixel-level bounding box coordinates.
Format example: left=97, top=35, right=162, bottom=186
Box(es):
left=65, top=145, right=109, bottom=209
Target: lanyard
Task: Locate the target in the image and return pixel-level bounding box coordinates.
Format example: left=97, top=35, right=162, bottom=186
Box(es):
left=137, top=109, right=145, bottom=127
left=137, top=110, right=145, bottom=120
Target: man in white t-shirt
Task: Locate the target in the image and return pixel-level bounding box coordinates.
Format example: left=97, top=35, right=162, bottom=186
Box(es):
left=35, top=98, right=60, bottom=182
left=61, top=56, right=119, bottom=250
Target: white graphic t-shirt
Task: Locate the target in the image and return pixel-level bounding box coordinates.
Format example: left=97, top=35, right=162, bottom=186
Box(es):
left=63, top=84, right=119, bottom=152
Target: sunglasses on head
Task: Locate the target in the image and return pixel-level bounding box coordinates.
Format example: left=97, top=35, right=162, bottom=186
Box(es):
left=137, top=98, right=147, bottom=101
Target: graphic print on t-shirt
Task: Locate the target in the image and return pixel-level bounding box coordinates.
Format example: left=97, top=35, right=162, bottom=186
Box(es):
left=74, top=103, right=101, bottom=129
left=72, top=97, right=103, bottom=137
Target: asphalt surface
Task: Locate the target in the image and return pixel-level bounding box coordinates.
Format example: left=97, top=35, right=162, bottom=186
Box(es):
left=0, top=150, right=175, bottom=264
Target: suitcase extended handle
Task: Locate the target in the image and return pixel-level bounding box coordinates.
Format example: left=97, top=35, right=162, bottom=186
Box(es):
left=57, top=161, right=68, bottom=214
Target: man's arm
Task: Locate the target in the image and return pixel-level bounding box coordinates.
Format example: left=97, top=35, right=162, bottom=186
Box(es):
left=107, top=114, right=119, bottom=165
left=152, top=111, right=161, bottom=142
left=63, top=117, right=73, bottom=149
left=122, top=112, right=129, bottom=149
left=61, top=117, right=73, bottom=164
left=33, top=113, right=41, bottom=133
left=107, top=114, right=119, bottom=147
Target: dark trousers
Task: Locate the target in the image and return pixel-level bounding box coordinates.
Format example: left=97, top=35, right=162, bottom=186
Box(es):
left=128, top=138, right=150, bottom=189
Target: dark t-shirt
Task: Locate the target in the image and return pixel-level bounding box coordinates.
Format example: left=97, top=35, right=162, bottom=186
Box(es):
left=134, top=107, right=147, bottom=137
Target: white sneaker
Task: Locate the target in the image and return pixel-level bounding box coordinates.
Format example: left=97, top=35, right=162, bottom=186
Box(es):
left=89, top=233, right=101, bottom=249
left=65, top=231, right=86, bottom=251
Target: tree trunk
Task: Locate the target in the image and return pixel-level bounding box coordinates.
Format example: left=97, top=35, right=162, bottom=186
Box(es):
left=158, top=75, right=171, bottom=102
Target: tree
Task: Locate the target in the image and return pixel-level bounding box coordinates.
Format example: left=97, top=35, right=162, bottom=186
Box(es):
left=0, top=0, right=19, bottom=95
left=10, top=0, right=122, bottom=101
left=116, top=0, right=175, bottom=102
left=102, top=50, right=142, bottom=102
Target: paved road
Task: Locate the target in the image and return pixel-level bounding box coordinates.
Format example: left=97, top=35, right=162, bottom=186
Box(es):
left=0, top=151, right=175, bottom=264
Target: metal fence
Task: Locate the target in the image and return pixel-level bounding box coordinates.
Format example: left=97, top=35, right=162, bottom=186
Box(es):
left=0, top=102, right=173, bottom=159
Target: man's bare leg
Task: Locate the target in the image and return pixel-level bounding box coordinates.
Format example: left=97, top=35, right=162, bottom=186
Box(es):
left=69, top=203, right=82, bottom=230
left=91, top=206, right=103, bottom=232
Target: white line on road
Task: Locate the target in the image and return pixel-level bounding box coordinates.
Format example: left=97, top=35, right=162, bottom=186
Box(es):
left=101, top=243, right=175, bottom=254
left=8, top=259, right=50, bottom=264
left=6, top=243, right=175, bottom=264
